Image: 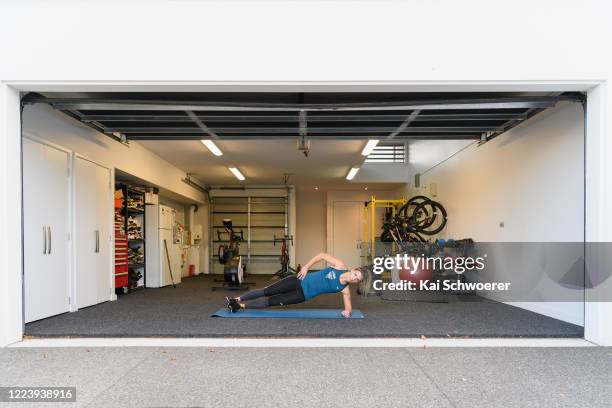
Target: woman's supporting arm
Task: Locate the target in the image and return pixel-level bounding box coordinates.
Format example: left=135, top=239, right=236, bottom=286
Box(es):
left=341, top=287, right=352, bottom=318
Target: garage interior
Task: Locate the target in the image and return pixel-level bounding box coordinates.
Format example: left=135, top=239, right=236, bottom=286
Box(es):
left=20, top=91, right=586, bottom=338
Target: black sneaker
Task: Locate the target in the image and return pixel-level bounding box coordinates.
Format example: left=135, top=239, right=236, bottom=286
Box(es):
left=228, top=298, right=242, bottom=313
left=225, top=296, right=237, bottom=312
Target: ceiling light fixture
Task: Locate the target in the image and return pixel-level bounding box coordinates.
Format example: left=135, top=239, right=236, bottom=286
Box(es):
left=201, top=139, right=223, bottom=156
left=346, top=167, right=360, bottom=181
left=228, top=166, right=245, bottom=181
left=361, top=139, right=379, bottom=156
left=314, top=186, right=319, bottom=190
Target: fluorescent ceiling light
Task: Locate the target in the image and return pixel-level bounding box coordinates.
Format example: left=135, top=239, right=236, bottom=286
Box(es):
left=361, top=139, right=379, bottom=156
left=201, top=140, right=223, bottom=156
left=346, top=167, right=360, bottom=180
left=228, top=166, right=245, bottom=181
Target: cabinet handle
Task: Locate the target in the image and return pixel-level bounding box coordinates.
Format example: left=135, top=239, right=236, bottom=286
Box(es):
left=96, top=230, right=100, bottom=253
left=43, top=226, right=47, bottom=254
left=48, top=227, right=52, bottom=254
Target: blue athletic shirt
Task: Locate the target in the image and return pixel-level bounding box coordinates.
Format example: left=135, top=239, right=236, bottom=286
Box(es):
left=300, top=267, right=348, bottom=300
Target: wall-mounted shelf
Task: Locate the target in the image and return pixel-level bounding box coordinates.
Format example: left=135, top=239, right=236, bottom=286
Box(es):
left=129, top=262, right=145, bottom=268
left=210, top=195, right=289, bottom=275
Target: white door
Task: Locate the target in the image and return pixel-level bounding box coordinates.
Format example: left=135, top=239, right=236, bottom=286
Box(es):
left=95, top=163, right=111, bottom=302
left=75, top=157, right=97, bottom=308
left=332, top=201, right=363, bottom=268
left=23, top=139, right=70, bottom=323
left=75, top=157, right=111, bottom=308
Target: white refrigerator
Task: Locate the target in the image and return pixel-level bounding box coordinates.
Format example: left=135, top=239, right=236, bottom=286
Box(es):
left=146, top=203, right=181, bottom=287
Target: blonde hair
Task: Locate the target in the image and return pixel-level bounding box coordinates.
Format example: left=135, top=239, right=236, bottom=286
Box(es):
left=354, top=267, right=365, bottom=282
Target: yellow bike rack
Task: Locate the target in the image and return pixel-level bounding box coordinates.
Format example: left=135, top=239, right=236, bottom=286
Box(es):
left=363, top=195, right=407, bottom=259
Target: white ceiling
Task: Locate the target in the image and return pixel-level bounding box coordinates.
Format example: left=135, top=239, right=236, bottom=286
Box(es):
left=137, top=139, right=403, bottom=191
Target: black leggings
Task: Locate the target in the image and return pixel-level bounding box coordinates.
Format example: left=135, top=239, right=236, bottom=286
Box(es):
left=239, top=276, right=305, bottom=308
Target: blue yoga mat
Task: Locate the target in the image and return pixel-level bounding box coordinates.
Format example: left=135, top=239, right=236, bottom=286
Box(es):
left=212, top=308, right=365, bottom=319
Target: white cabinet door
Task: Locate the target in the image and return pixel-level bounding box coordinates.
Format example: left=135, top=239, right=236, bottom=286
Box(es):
left=332, top=201, right=363, bottom=268
left=75, top=157, right=98, bottom=308
left=23, top=139, right=48, bottom=323
left=95, top=163, right=111, bottom=302
left=75, top=157, right=111, bottom=308
left=23, top=139, right=70, bottom=323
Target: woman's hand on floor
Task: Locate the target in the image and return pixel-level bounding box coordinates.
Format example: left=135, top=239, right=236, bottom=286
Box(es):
left=341, top=310, right=352, bottom=318
left=297, top=266, right=309, bottom=280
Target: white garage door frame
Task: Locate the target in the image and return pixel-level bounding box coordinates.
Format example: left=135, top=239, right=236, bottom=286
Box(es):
left=0, top=80, right=609, bottom=346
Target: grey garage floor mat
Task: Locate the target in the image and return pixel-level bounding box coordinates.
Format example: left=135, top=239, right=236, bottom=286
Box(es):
left=25, top=274, right=584, bottom=338
left=380, top=290, right=449, bottom=303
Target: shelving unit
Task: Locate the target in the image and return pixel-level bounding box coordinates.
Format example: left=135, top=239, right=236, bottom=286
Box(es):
left=116, top=184, right=146, bottom=290
left=114, top=191, right=128, bottom=291
left=210, top=196, right=289, bottom=275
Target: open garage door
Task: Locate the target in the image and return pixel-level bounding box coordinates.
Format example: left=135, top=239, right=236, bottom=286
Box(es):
left=20, top=91, right=588, bottom=338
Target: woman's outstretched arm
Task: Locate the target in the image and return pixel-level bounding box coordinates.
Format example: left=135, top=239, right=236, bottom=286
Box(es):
left=297, top=252, right=347, bottom=279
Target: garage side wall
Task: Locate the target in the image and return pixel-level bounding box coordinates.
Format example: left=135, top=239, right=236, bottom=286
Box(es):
left=420, top=102, right=585, bottom=324
left=421, top=102, right=584, bottom=242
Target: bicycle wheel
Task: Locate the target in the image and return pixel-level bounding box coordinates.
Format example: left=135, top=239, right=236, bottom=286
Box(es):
left=414, top=200, right=447, bottom=235
left=406, top=198, right=436, bottom=233
left=397, top=196, right=431, bottom=234
left=397, top=195, right=430, bottom=220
